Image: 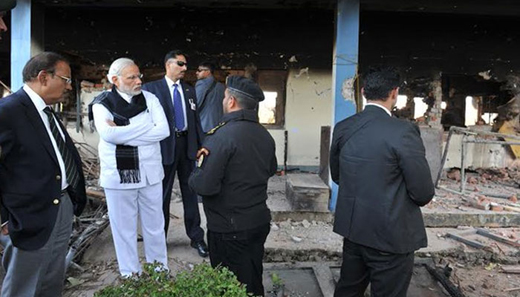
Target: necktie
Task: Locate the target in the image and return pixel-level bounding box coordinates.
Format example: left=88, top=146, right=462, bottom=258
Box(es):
left=43, top=107, right=79, bottom=188
left=173, top=84, right=186, bottom=130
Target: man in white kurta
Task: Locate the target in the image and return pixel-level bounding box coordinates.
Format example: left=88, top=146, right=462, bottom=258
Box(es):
left=91, top=58, right=169, bottom=276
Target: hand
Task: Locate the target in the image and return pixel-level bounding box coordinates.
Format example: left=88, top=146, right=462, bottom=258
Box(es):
left=1, top=224, right=8, bottom=235
left=196, top=148, right=209, bottom=159
left=106, top=120, right=117, bottom=127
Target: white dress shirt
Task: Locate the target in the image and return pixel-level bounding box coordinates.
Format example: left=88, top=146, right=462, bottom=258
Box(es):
left=164, top=75, right=188, bottom=130
left=366, top=102, right=392, bottom=116
left=92, top=89, right=170, bottom=189
left=23, top=84, right=68, bottom=190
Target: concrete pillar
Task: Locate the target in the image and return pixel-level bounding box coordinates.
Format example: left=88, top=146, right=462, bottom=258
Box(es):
left=11, top=0, right=44, bottom=91
left=429, top=79, right=443, bottom=127
left=421, top=78, right=444, bottom=183
left=330, top=0, right=360, bottom=211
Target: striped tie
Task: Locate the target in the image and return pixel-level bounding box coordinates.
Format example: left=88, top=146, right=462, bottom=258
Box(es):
left=43, top=107, right=79, bottom=188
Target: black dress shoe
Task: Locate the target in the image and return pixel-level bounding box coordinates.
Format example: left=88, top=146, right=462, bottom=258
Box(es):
left=191, top=240, right=209, bottom=257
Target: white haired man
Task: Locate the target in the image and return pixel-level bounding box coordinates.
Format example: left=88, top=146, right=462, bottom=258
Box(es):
left=89, top=58, right=169, bottom=276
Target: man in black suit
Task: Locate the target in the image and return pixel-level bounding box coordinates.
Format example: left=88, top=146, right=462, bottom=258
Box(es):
left=143, top=50, right=208, bottom=257
left=0, top=52, right=86, bottom=296
left=330, top=66, right=434, bottom=297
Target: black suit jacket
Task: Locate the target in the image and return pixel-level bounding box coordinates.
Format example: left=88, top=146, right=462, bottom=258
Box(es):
left=143, top=78, right=203, bottom=164
left=330, top=105, right=434, bottom=254
left=0, top=89, right=86, bottom=251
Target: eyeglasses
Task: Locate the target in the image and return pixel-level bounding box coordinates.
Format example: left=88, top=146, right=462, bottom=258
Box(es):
left=56, top=75, right=72, bottom=84
left=196, top=68, right=209, bottom=72
left=124, top=73, right=143, bottom=80
left=173, top=60, right=187, bottom=67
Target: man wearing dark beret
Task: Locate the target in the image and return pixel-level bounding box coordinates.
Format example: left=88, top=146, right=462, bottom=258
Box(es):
left=0, top=0, right=16, bottom=41
left=189, top=75, right=277, bottom=296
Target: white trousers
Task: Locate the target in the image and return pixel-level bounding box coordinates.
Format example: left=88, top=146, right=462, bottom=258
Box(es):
left=105, top=182, right=168, bottom=276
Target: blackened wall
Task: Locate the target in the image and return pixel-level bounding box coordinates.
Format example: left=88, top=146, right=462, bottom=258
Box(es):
left=4, top=8, right=520, bottom=92
left=359, top=12, right=520, bottom=84
left=44, top=7, right=334, bottom=71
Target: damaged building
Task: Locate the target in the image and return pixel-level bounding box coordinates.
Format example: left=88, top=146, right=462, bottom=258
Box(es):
left=2, top=1, right=520, bottom=296
left=4, top=1, right=520, bottom=181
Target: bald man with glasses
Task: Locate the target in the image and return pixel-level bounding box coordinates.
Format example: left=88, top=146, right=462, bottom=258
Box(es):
left=142, top=50, right=208, bottom=258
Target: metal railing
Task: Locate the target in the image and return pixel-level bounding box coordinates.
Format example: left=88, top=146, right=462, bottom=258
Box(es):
left=435, top=126, right=520, bottom=197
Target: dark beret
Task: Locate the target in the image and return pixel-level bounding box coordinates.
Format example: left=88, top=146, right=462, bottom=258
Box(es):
left=0, top=0, right=16, bottom=12
left=226, top=75, right=265, bottom=102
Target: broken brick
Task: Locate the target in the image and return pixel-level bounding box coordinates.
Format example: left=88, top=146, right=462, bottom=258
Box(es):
left=467, top=176, right=478, bottom=184
left=447, top=169, right=461, bottom=182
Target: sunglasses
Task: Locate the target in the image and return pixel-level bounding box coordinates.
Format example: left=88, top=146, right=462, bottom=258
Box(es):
left=196, top=68, right=209, bottom=72
left=173, top=60, right=187, bottom=67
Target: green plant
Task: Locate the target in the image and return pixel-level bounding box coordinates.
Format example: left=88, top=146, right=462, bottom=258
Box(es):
left=95, top=262, right=254, bottom=297
left=95, top=262, right=174, bottom=297
left=270, top=273, right=283, bottom=288
left=173, top=263, right=252, bottom=297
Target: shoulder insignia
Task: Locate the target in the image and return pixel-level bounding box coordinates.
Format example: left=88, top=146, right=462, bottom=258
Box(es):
left=206, top=121, right=227, bottom=135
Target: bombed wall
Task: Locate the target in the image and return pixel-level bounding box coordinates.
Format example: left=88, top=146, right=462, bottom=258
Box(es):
left=359, top=12, right=520, bottom=82
left=43, top=7, right=334, bottom=82
left=5, top=8, right=520, bottom=129
left=359, top=12, right=520, bottom=128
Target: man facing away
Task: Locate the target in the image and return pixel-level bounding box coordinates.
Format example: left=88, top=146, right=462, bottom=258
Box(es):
left=189, top=76, right=277, bottom=296
left=0, top=52, right=86, bottom=296
left=142, top=50, right=208, bottom=258
left=195, top=61, right=225, bottom=133
left=330, top=66, right=435, bottom=297
left=90, top=58, right=169, bottom=276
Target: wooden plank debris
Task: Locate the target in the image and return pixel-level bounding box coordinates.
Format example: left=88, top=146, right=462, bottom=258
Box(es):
left=476, top=228, right=520, bottom=248
left=500, top=265, right=520, bottom=274
left=446, top=232, right=488, bottom=250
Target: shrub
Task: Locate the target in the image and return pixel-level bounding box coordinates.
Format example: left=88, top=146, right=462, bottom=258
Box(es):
left=95, top=262, right=254, bottom=297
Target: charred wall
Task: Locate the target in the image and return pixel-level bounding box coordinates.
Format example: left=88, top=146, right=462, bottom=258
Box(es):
left=4, top=8, right=520, bottom=95
left=359, top=11, right=520, bottom=89
left=43, top=7, right=334, bottom=77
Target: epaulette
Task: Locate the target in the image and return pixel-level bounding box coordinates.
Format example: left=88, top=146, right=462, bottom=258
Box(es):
left=206, top=121, right=227, bottom=135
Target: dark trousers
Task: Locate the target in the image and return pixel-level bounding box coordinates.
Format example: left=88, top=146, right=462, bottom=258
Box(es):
left=162, top=134, right=204, bottom=242
left=334, top=239, right=414, bottom=297
left=208, top=224, right=270, bottom=297
left=1, top=193, right=73, bottom=297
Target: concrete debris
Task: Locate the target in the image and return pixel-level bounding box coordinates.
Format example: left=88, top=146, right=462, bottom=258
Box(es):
left=279, top=219, right=291, bottom=229
left=271, top=223, right=280, bottom=231
left=288, top=55, right=297, bottom=62
left=302, top=220, right=311, bottom=228
left=291, top=236, right=303, bottom=243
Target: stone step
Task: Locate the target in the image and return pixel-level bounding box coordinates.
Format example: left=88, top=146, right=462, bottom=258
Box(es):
left=286, top=173, right=330, bottom=212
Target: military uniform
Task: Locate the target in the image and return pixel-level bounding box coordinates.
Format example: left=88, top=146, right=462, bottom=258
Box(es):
left=189, top=76, right=277, bottom=296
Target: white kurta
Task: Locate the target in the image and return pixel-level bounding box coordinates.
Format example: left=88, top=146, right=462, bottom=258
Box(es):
left=92, top=89, right=170, bottom=276
left=93, top=90, right=169, bottom=189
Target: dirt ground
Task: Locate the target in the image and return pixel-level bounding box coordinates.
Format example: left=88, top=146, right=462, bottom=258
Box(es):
left=0, top=172, right=517, bottom=296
